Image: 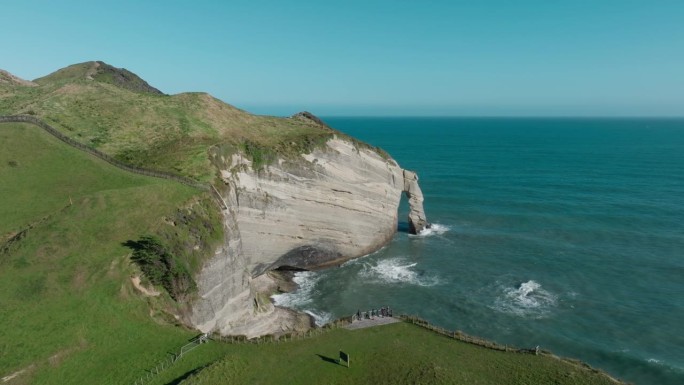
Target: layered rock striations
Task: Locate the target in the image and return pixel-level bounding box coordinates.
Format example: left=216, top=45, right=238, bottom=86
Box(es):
left=190, top=136, right=429, bottom=336
left=230, top=138, right=404, bottom=275
left=188, top=183, right=311, bottom=337
left=403, top=170, right=430, bottom=234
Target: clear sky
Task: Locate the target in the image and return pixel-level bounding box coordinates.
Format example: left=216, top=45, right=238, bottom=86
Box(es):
left=2, top=0, right=683, bottom=116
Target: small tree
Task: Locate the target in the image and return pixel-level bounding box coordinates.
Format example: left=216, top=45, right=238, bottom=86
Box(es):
left=129, top=235, right=196, bottom=301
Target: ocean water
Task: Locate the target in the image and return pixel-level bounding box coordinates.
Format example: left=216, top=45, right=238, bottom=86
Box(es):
left=271, top=117, right=684, bottom=385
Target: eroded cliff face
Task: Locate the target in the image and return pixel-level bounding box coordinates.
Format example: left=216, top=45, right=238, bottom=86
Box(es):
left=403, top=170, right=430, bottom=234
left=230, top=139, right=406, bottom=275
left=190, top=137, right=428, bottom=336
left=188, top=179, right=312, bottom=337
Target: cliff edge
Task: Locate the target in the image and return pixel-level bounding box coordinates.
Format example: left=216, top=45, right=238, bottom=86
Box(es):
left=190, top=131, right=429, bottom=336
left=0, top=63, right=429, bottom=338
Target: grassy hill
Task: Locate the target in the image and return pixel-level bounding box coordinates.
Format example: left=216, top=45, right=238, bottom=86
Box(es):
left=0, top=61, right=334, bottom=182
left=0, top=121, right=224, bottom=384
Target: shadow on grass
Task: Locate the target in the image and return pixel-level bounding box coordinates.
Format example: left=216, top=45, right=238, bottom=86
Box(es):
left=164, top=365, right=209, bottom=385
left=316, top=354, right=340, bottom=366
left=122, top=239, right=143, bottom=251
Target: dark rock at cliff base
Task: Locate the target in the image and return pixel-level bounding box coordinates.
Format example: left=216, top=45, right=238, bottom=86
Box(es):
left=266, top=244, right=343, bottom=273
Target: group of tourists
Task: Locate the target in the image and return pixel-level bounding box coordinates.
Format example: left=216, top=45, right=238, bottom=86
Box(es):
left=353, top=306, right=393, bottom=321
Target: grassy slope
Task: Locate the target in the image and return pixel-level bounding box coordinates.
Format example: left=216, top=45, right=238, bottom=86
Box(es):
left=160, top=322, right=616, bottom=385
left=0, top=122, right=217, bottom=384
left=0, top=63, right=334, bottom=182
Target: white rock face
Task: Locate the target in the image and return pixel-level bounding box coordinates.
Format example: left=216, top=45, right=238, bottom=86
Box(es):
left=403, top=169, right=430, bottom=234
left=190, top=137, right=428, bottom=336
left=231, top=139, right=405, bottom=275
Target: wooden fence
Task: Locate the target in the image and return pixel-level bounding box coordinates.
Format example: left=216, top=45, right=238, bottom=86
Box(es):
left=398, top=314, right=543, bottom=355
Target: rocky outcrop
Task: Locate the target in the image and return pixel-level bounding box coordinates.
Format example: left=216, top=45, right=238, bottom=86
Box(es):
left=190, top=136, right=429, bottom=336
left=0, top=70, right=37, bottom=87
left=89, top=61, right=165, bottom=95
left=290, top=111, right=331, bottom=128
left=403, top=170, right=430, bottom=234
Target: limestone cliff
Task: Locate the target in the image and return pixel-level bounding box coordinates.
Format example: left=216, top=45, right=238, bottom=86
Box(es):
left=190, top=135, right=429, bottom=337
left=403, top=170, right=430, bottom=234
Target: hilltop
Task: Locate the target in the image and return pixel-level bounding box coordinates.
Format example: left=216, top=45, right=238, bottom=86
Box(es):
left=0, top=61, right=335, bottom=182
left=34, top=61, right=164, bottom=94
left=0, top=70, right=36, bottom=87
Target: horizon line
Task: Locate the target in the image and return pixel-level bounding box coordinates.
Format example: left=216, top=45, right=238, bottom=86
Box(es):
left=312, top=115, right=684, bottom=119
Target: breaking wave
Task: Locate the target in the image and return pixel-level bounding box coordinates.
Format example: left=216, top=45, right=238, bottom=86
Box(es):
left=359, top=257, right=440, bottom=286
left=271, top=271, right=319, bottom=308
left=492, top=280, right=557, bottom=318
left=411, top=223, right=450, bottom=237
left=305, top=310, right=334, bottom=326
left=270, top=272, right=334, bottom=326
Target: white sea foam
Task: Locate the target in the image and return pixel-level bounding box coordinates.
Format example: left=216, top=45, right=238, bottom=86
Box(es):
left=492, top=280, right=557, bottom=318
left=271, top=271, right=319, bottom=308
left=305, top=310, right=334, bottom=326
left=271, top=271, right=333, bottom=325
left=410, top=223, right=450, bottom=237
left=359, top=257, right=440, bottom=286
left=644, top=357, right=684, bottom=374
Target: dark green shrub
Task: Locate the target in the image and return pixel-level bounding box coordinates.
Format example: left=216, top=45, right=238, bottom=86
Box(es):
left=128, top=235, right=196, bottom=301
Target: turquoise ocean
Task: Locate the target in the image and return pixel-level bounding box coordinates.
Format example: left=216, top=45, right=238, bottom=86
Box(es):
left=272, top=117, right=684, bottom=385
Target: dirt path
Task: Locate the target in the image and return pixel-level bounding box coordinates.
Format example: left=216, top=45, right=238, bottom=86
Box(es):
left=131, top=276, right=160, bottom=296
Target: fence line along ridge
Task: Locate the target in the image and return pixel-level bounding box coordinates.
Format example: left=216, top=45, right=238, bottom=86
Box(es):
left=0, top=115, right=229, bottom=209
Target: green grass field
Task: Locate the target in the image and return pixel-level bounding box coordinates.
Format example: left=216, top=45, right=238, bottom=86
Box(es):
left=0, top=122, right=224, bottom=384
left=147, top=322, right=616, bottom=385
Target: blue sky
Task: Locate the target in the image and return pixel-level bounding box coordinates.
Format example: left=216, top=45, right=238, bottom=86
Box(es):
left=2, top=0, right=683, bottom=116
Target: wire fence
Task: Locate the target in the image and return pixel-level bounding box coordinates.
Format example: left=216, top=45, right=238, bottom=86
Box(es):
left=397, top=314, right=543, bottom=355
left=0, top=115, right=228, bottom=209
left=206, top=311, right=543, bottom=357
left=131, top=334, right=209, bottom=385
